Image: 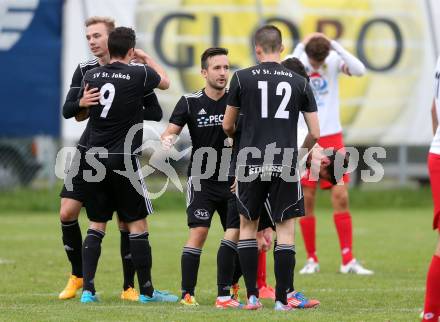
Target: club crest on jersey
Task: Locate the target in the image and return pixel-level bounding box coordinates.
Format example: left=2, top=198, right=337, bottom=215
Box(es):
left=194, top=209, right=210, bottom=220
left=196, top=114, right=224, bottom=127
left=309, top=72, right=328, bottom=93
left=309, top=71, right=328, bottom=108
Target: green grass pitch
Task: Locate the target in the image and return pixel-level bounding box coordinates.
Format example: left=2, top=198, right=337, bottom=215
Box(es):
left=0, top=188, right=435, bottom=321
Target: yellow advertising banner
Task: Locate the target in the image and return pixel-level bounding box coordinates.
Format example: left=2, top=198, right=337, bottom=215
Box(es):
left=63, top=0, right=437, bottom=145
left=134, top=0, right=437, bottom=145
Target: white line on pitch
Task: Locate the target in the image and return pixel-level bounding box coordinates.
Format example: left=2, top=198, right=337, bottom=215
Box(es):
left=0, top=258, right=14, bottom=264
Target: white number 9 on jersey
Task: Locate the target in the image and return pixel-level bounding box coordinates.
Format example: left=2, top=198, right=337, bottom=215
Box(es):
left=99, top=83, right=116, bottom=118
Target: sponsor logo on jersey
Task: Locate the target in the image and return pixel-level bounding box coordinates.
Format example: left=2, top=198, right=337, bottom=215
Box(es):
left=198, top=108, right=207, bottom=115
left=0, top=0, right=39, bottom=51
left=197, top=114, right=224, bottom=127
left=248, top=165, right=284, bottom=176
left=194, top=209, right=210, bottom=220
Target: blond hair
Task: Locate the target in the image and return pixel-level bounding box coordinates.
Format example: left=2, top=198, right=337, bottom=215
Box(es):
left=85, top=16, right=115, bottom=33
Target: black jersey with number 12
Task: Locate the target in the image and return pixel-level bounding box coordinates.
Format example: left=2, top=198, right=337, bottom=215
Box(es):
left=227, top=61, right=317, bottom=167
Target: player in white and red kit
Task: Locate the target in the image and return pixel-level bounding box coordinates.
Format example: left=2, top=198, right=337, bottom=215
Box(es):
left=288, top=33, right=373, bottom=275
left=421, top=56, right=440, bottom=322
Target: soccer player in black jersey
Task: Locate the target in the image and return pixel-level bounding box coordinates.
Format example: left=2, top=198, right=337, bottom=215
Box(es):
left=59, top=17, right=163, bottom=301
left=161, top=48, right=242, bottom=308
left=223, top=25, right=320, bottom=311
left=75, top=26, right=177, bottom=304
left=228, top=58, right=346, bottom=305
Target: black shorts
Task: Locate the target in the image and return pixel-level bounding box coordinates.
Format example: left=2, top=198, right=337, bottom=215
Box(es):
left=84, top=154, right=153, bottom=223
left=258, top=198, right=275, bottom=231
left=186, top=177, right=239, bottom=230
left=236, top=166, right=304, bottom=223
left=59, top=146, right=87, bottom=202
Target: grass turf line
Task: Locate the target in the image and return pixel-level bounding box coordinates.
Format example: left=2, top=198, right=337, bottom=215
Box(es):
left=0, top=203, right=434, bottom=321
left=0, top=180, right=434, bottom=213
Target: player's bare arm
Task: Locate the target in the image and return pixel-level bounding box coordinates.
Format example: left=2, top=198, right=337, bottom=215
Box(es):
left=301, top=111, right=333, bottom=175
left=133, top=49, right=170, bottom=90
left=222, top=106, right=238, bottom=137
left=301, top=111, right=320, bottom=151
left=160, top=123, right=183, bottom=150
left=432, top=99, right=438, bottom=135
left=75, top=84, right=100, bottom=121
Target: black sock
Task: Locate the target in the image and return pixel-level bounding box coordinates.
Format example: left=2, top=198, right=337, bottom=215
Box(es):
left=289, top=249, right=296, bottom=294
left=82, top=228, right=105, bottom=294
left=120, top=230, right=135, bottom=290
left=181, top=246, right=202, bottom=298
left=217, top=239, right=237, bottom=297
left=237, top=239, right=259, bottom=299
left=61, top=220, right=83, bottom=277
left=232, top=252, right=242, bottom=285
left=274, top=244, right=295, bottom=304
left=129, top=232, right=154, bottom=297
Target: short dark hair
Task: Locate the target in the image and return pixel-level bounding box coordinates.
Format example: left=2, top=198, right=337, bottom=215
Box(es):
left=254, top=25, right=282, bottom=53
left=281, top=57, right=309, bottom=82
left=108, top=27, right=136, bottom=59
left=305, top=150, right=350, bottom=185
left=305, top=37, right=330, bottom=62
left=201, top=47, right=228, bottom=69
left=326, top=151, right=350, bottom=185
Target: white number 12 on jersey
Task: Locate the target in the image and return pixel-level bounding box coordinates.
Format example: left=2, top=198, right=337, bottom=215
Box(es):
left=258, top=81, right=291, bottom=119
left=99, top=83, right=116, bottom=118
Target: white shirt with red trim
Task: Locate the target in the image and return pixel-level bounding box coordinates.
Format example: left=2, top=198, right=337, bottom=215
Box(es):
left=294, top=50, right=343, bottom=137
left=431, top=56, right=440, bottom=155
left=289, top=41, right=365, bottom=138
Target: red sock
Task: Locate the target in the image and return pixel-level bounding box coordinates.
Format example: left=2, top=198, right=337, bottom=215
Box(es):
left=422, top=255, right=440, bottom=321
left=333, top=212, right=353, bottom=265
left=257, top=250, right=266, bottom=289
left=299, top=216, right=318, bottom=262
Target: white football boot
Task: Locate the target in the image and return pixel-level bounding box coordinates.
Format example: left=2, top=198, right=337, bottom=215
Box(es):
left=340, top=259, right=374, bottom=275
left=299, top=258, right=320, bottom=274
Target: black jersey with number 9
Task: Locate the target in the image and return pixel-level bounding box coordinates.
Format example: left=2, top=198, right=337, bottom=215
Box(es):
left=81, top=62, right=161, bottom=155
